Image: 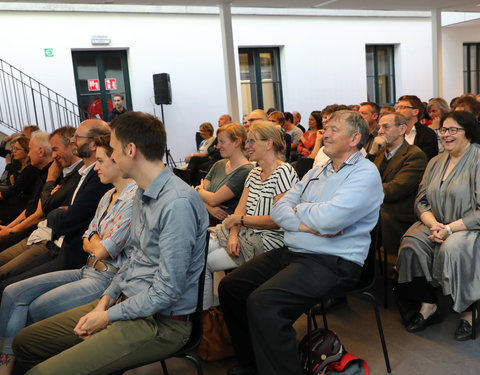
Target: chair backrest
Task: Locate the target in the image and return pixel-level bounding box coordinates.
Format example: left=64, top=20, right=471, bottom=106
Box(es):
left=354, top=223, right=380, bottom=291
left=176, top=231, right=210, bottom=351
left=195, top=132, right=203, bottom=149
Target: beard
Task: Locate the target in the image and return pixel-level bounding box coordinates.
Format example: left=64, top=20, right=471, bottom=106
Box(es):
left=73, top=143, right=91, bottom=158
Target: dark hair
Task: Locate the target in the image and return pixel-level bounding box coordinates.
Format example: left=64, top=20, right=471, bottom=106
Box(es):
left=360, top=102, right=380, bottom=117
left=113, top=94, right=125, bottom=101
left=454, top=96, right=480, bottom=120
left=14, top=136, right=30, bottom=154
left=50, top=126, right=76, bottom=145
left=441, top=111, right=478, bottom=142
left=94, top=135, right=113, bottom=157
left=109, top=111, right=166, bottom=161
left=284, top=112, right=294, bottom=123
left=398, top=95, right=424, bottom=119
left=310, top=111, right=323, bottom=129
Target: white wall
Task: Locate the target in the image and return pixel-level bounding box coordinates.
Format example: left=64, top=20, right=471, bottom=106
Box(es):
left=0, top=10, right=434, bottom=161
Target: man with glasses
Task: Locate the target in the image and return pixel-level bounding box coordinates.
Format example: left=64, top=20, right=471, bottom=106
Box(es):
left=369, top=112, right=427, bottom=256
left=243, top=109, right=267, bottom=131
left=219, top=110, right=383, bottom=375
left=394, top=95, right=438, bottom=160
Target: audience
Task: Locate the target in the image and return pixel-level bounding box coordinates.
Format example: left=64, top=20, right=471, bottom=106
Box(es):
left=0, top=120, right=111, bottom=298
left=397, top=111, right=480, bottom=341
left=218, top=110, right=383, bottom=375
left=0, top=134, right=137, bottom=375
left=292, top=111, right=305, bottom=132
left=195, top=123, right=253, bottom=225
left=11, top=111, right=208, bottom=375
left=0, top=93, right=477, bottom=375
left=204, top=121, right=298, bottom=310
left=0, top=137, right=39, bottom=224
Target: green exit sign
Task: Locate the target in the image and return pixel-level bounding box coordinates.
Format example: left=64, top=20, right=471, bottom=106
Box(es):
left=44, top=48, right=54, bottom=57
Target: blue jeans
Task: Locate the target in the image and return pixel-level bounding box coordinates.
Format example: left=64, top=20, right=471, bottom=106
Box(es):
left=0, top=266, right=114, bottom=355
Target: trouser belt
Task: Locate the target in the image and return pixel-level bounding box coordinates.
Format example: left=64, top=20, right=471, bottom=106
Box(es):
left=86, top=255, right=119, bottom=274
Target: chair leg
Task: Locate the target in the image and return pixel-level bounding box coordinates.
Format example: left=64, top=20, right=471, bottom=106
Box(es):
left=383, top=246, right=389, bottom=309
left=472, top=301, right=477, bottom=340
left=321, top=302, right=328, bottom=330
left=161, top=360, right=169, bottom=375
left=182, top=353, right=204, bottom=375
left=307, top=308, right=313, bottom=374
left=362, top=291, right=392, bottom=373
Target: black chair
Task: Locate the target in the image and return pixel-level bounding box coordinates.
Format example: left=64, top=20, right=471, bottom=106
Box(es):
left=472, top=302, right=477, bottom=340
left=110, top=233, right=210, bottom=375
left=306, top=225, right=392, bottom=373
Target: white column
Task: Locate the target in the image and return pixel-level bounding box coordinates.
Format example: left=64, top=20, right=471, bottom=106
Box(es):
left=431, top=9, right=443, bottom=97
left=219, top=3, right=240, bottom=122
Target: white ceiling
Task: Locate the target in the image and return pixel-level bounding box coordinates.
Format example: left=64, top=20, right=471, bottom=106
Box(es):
left=4, top=0, right=480, bottom=13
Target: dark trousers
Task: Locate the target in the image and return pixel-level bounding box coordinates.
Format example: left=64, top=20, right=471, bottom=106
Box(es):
left=218, top=246, right=362, bottom=375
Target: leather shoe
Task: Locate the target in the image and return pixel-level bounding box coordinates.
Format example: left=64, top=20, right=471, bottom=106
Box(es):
left=454, top=319, right=473, bottom=341
left=406, top=308, right=442, bottom=333
left=314, top=296, right=348, bottom=314
left=227, top=365, right=257, bottom=375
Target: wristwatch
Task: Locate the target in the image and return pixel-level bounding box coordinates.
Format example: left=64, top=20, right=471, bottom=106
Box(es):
left=446, top=225, right=453, bottom=235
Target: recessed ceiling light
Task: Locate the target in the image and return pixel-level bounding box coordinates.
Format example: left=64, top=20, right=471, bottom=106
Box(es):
left=313, top=0, right=338, bottom=7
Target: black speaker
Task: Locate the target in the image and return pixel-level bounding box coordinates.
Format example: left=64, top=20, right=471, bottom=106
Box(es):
left=153, top=73, right=172, bottom=105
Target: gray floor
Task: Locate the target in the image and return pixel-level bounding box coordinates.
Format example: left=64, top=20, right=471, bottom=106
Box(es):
left=127, top=265, right=480, bottom=375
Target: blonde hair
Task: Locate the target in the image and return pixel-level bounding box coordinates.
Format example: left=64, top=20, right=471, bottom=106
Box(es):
left=249, top=121, right=286, bottom=160
left=217, top=122, right=247, bottom=151
left=199, top=122, right=214, bottom=136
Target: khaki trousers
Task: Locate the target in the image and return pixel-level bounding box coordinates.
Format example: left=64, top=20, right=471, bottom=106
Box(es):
left=13, top=300, right=192, bottom=375
left=0, top=238, right=48, bottom=277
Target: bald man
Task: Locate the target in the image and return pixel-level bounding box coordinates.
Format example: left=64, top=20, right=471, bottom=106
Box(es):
left=0, top=119, right=112, bottom=298
left=244, top=109, right=267, bottom=130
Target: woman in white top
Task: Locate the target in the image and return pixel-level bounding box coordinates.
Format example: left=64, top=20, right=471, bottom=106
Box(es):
left=204, top=121, right=298, bottom=309
left=184, top=122, right=215, bottom=163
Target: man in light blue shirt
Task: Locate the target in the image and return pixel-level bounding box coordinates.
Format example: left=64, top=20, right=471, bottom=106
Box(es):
left=12, top=112, right=209, bottom=375
left=219, top=110, right=383, bottom=375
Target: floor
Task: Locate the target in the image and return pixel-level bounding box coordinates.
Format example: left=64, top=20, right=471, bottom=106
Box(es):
left=126, top=260, right=480, bottom=375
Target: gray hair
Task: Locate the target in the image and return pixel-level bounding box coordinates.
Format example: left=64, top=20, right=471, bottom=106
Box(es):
left=381, top=112, right=408, bottom=128
left=330, top=110, right=369, bottom=150
left=31, top=131, right=52, bottom=155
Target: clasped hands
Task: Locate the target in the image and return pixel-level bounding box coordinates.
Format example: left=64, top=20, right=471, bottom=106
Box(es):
left=299, top=222, right=343, bottom=238
left=428, top=222, right=449, bottom=244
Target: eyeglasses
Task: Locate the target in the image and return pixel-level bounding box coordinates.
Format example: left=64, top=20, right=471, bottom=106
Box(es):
left=73, top=134, right=93, bottom=141
left=246, top=118, right=262, bottom=123
left=394, top=105, right=415, bottom=111
left=10, top=146, right=25, bottom=152
left=245, top=138, right=267, bottom=146
left=439, top=127, right=465, bottom=135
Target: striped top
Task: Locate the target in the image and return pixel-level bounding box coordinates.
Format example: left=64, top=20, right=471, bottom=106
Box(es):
left=245, top=162, right=298, bottom=250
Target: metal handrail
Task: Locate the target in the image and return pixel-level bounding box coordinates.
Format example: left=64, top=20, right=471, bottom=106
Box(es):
left=0, top=58, right=81, bottom=133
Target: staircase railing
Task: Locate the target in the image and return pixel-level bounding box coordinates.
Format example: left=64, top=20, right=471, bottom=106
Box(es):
left=0, top=58, right=81, bottom=134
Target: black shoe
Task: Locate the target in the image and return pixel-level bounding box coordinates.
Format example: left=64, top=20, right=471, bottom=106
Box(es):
left=227, top=365, right=257, bottom=375
left=406, top=308, right=442, bottom=333
left=454, top=319, right=473, bottom=341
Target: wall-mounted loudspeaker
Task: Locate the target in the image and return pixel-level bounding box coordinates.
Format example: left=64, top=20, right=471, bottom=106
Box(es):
left=153, top=73, right=172, bottom=105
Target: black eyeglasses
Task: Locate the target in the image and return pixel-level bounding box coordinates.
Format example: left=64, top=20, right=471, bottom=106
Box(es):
left=394, top=105, right=415, bottom=110
left=73, top=134, right=93, bottom=141
left=439, top=127, right=465, bottom=135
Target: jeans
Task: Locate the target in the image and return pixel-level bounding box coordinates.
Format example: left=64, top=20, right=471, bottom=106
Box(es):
left=0, top=266, right=114, bottom=355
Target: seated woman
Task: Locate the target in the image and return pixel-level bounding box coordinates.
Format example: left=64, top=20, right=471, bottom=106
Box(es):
left=183, top=122, right=215, bottom=165
left=0, top=137, right=39, bottom=224
left=397, top=111, right=480, bottom=341
left=0, top=135, right=137, bottom=374
left=297, top=111, right=322, bottom=157
left=195, top=123, right=253, bottom=225
left=204, top=121, right=298, bottom=309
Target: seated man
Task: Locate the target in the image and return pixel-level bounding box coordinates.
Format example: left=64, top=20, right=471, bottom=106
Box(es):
left=368, top=112, right=427, bottom=255
left=218, top=110, right=383, bottom=375
left=12, top=112, right=209, bottom=375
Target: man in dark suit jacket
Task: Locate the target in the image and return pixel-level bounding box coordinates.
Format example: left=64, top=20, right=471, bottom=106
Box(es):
left=0, top=119, right=111, bottom=297
left=370, top=112, right=427, bottom=255
left=395, top=95, right=438, bottom=160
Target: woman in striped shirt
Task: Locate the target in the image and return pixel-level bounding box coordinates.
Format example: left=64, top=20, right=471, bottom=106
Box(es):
left=204, top=121, right=298, bottom=309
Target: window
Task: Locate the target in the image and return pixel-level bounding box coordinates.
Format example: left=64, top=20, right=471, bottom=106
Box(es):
left=366, top=45, right=395, bottom=105
left=463, top=43, right=480, bottom=94
left=238, top=47, right=283, bottom=116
